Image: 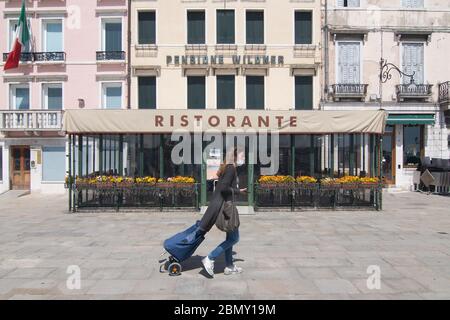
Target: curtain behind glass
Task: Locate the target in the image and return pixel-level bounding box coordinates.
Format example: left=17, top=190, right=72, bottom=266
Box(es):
left=45, top=22, right=63, bottom=52
left=105, top=86, right=122, bottom=109
left=47, top=87, right=62, bottom=110
left=15, top=88, right=30, bottom=110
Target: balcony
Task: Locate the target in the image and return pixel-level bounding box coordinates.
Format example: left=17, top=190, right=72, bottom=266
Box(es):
left=96, top=51, right=126, bottom=61
left=396, top=83, right=433, bottom=102
left=439, top=82, right=450, bottom=109
left=3, top=52, right=33, bottom=62
left=34, top=52, right=66, bottom=62
left=330, top=84, right=368, bottom=102
left=0, top=110, right=63, bottom=132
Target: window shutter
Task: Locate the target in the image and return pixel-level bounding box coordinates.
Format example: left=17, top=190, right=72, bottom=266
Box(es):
left=188, top=76, right=206, bottom=109
left=217, top=75, right=235, bottom=109
left=217, top=10, right=235, bottom=44
left=105, top=22, right=122, bottom=51
left=337, top=0, right=345, bottom=7
left=338, top=42, right=360, bottom=84
left=348, top=0, right=360, bottom=7
left=138, top=77, right=157, bottom=109
left=187, top=11, right=205, bottom=44
left=246, top=11, right=264, bottom=44
left=295, top=11, right=312, bottom=44
left=138, top=12, right=156, bottom=45
left=295, top=76, right=313, bottom=110
left=403, top=43, right=424, bottom=84
left=246, top=76, right=264, bottom=110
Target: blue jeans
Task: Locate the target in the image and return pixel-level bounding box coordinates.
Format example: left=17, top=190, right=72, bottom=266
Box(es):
left=208, top=228, right=239, bottom=267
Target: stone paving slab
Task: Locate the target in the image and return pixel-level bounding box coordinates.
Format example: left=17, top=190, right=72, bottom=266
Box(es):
left=0, top=191, right=450, bottom=299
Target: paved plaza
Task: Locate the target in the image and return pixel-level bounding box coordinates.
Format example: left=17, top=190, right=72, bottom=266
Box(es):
left=0, top=191, right=449, bottom=300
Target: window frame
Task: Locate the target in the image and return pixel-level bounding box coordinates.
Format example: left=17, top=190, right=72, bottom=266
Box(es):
left=8, top=18, right=31, bottom=52
left=100, top=17, right=123, bottom=52
left=137, top=10, right=157, bottom=45
left=101, top=82, right=123, bottom=109
left=9, top=83, right=30, bottom=110
left=186, top=9, right=206, bottom=45
left=42, top=83, right=64, bottom=110
left=245, top=9, right=265, bottom=45
left=215, top=9, right=236, bottom=45
left=41, top=18, right=64, bottom=52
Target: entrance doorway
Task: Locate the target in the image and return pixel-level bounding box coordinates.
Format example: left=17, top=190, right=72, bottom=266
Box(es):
left=10, top=146, right=30, bottom=190
left=382, top=126, right=396, bottom=185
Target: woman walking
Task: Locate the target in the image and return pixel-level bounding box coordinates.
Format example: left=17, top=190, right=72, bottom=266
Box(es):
left=200, top=147, right=246, bottom=277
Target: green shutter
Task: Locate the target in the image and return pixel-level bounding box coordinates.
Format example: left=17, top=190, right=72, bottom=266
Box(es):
left=246, top=11, right=264, bottom=44
left=187, top=11, right=205, bottom=44
left=387, top=114, right=435, bottom=125
left=217, top=75, right=235, bottom=109
left=246, top=76, right=264, bottom=110
left=138, top=77, right=156, bottom=109
left=138, top=11, right=156, bottom=44
left=188, top=76, right=206, bottom=109
left=295, top=76, right=313, bottom=110
left=295, top=11, right=312, bottom=45
left=217, top=10, right=235, bottom=44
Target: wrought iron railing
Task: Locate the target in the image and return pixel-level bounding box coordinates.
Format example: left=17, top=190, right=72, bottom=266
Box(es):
left=254, top=183, right=382, bottom=211
left=439, top=81, right=450, bottom=105
left=3, top=52, right=33, bottom=62
left=34, top=52, right=66, bottom=62
left=72, top=183, right=200, bottom=211
left=96, top=51, right=126, bottom=61
left=0, top=110, right=63, bottom=131
left=396, top=83, right=433, bottom=101
left=331, top=84, right=368, bottom=101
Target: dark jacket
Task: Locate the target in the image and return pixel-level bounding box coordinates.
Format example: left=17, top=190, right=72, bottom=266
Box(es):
left=199, top=164, right=240, bottom=233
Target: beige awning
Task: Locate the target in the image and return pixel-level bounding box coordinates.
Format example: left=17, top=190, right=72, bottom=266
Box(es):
left=63, top=109, right=387, bottom=135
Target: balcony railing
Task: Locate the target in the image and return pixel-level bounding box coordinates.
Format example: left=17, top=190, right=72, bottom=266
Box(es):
left=34, top=52, right=66, bottom=62
left=3, top=52, right=33, bottom=62
left=396, top=83, right=433, bottom=101
left=96, top=51, right=126, bottom=61
left=330, top=84, right=368, bottom=101
left=0, top=110, right=63, bottom=131
left=439, top=81, right=450, bottom=105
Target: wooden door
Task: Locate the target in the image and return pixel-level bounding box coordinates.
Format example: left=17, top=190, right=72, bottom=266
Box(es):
left=10, top=146, right=30, bottom=190
left=382, top=126, right=396, bottom=185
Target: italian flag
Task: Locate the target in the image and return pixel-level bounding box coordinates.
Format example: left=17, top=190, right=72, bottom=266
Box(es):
left=4, top=1, right=30, bottom=71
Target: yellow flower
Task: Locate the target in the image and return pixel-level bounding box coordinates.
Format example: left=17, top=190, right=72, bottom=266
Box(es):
left=296, top=176, right=317, bottom=184
left=259, top=175, right=294, bottom=184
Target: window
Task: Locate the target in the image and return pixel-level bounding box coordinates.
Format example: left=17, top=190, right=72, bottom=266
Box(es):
left=246, top=76, right=265, bottom=110
left=187, top=76, right=206, bottom=109
left=102, top=19, right=122, bottom=51
left=10, top=84, right=30, bottom=110
left=337, top=42, right=361, bottom=84
left=102, top=83, right=122, bottom=109
left=295, top=11, right=312, bottom=45
left=10, top=20, right=30, bottom=52
left=187, top=11, right=205, bottom=45
left=216, top=10, right=235, bottom=44
left=217, top=75, right=235, bottom=109
left=43, top=19, right=63, bottom=52
left=295, top=76, right=313, bottom=110
left=402, top=43, right=424, bottom=84
left=43, top=83, right=63, bottom=110
left=138, top=76, right=156, bottom=109
left=402, top=0, right=424, bottom=8
left=403, top=125, right=423, bottom=167
left=138, top=11, right=156, bottom=45
left=337, top=0, right=360, bottom=7
left=246, top=11, right=264, bottom=44
left=42, top=146, right=66, bottom=182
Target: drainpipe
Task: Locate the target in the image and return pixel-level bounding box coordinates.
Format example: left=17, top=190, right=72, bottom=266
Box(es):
left=323, top=0, right=329, bottom=107
left=127, top=0, right=132, bottom=109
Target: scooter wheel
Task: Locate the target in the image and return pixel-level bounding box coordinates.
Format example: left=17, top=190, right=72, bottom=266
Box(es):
left=168, top=262, right=182, bottom=276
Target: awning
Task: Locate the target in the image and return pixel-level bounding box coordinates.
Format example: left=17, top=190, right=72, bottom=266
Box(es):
left=63, top=109, right=387, bottom=135
left=387, top=114, right=435, bottom=125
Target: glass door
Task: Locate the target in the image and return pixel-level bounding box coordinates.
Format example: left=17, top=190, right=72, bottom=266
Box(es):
left=382, top=126, right=396, bottom=185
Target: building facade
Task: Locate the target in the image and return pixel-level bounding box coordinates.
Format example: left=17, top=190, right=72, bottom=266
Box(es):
left=322, top=0, right=450, bottom=190
left=0, top=0, right=128, bottom=194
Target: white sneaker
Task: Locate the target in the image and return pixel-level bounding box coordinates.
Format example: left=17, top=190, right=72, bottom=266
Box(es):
left=202, top=256, right=215, bottom=277
left=224, top=265, right=243, bottom=275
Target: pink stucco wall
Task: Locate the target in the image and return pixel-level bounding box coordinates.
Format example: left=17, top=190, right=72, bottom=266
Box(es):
left=0, top=0, right=128, bottom=110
